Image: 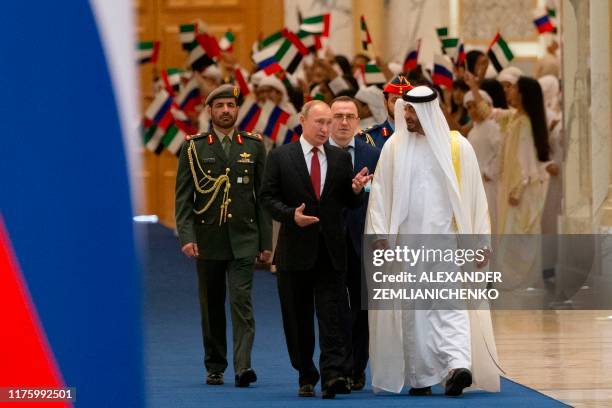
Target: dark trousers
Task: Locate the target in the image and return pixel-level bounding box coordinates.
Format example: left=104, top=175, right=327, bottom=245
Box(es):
left=196, top=257, right=255, bottom=374
left=345, top=235, right=369, bottom=376
left=277, top=237, right=351, bottom=387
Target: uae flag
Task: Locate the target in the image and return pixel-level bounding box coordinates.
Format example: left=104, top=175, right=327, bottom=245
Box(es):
left=219, top=30, right=235, bottom=52
left=234, top=67, right=251, bottom=96
left=195, top=32, right=221, bottom=59
left=436, top=27, right=449, bottom=40
left=252, top=31, right=284, bottom=74
left=160, top=68, right=182, bottom=95
left=360, top=15, right=372, bottom=51
left=363, top=63, right=385, bottom=86
left=179, top=20, right=206, bottom=50
left=299, top=14, right=330, bottom=37
left=441, top=37, right=460, bottom=56
left=274, top=30, right=309, bottom=74
left=403, top=39, right=420, bottom=72
left=186, top=41, right=215, bottom=72
left=161, top=125, right=185, bottom=156
left=297, top=30, right=322, bottom=54
left=257, top=30, right=285, bottom=51
left=138, top=41, right=159, bottom=64
left=162, top=109, right=198, bottom=155
left=487, top=32, right=514, bottom=72
left=432, top=54, right=454, bottom=89
left=143, top=125, right=166, bottom=154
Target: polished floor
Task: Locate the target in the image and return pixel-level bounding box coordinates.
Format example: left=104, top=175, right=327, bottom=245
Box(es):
left=493, top=310, right=612, bottom=407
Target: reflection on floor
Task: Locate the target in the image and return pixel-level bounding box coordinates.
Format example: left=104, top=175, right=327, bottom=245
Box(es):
left=493, top=310, right=612, bottom=407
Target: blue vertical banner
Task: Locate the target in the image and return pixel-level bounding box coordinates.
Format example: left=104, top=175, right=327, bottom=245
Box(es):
left=0, top=1, right=144, bottom=407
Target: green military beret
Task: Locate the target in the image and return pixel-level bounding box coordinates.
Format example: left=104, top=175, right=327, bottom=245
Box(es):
left=205, top=84, right=240, bottom=106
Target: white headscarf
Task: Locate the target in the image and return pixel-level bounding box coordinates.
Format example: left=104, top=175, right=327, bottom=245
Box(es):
left=258, top=75, right=288, bottom=102
left=538, top=74, right=561, bottom=114
left=386, top=86, right=465, bottom=233
left=201, top=65, right=222, bottom=83
left=355, top=85, right=388, bottom=123
left=497, top=66, right=523, bottom=84
left=463, top=89, right=493, bottom=107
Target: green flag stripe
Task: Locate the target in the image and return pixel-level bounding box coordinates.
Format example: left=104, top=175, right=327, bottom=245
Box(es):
left=496, top=36, right=514, bottom=61
left=302, top=15, right=324, bottom=24
left=180, top=24, right=195, bottom=33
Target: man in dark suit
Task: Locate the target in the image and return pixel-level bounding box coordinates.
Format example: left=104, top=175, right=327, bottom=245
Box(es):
left=260, top=100, right=373, bottom=399
left=328, top=96, right=381, bottom=391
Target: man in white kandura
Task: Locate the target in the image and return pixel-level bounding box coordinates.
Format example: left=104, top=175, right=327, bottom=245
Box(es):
left=366, top=86, right=502, bottom=397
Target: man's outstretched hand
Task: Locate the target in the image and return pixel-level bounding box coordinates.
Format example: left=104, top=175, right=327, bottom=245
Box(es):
left=294, top=203, right=320, bottom=227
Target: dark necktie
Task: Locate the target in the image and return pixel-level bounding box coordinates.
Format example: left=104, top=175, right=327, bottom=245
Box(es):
left=310, top=147, right=321, bottom=199
left=222, top=136, right=231, bottom=157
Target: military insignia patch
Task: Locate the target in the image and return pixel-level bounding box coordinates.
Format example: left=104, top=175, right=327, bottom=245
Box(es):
left=237, top=152, right=254, bottom=163
left=233, top=86, right=239, bottom=97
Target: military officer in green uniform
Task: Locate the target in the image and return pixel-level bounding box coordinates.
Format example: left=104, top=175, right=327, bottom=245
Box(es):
left=175, top=84, right=272, bottom=388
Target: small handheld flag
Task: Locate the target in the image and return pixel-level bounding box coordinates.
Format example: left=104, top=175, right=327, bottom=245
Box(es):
left=533, top=14, right=555, bottom=34
left=487, top=32, right=514, bottom=72
left=360, top=15, right=372, bottom=51
left=138, top=41, right=160, bottom=64
left=432, top=54, right=454, bottom=89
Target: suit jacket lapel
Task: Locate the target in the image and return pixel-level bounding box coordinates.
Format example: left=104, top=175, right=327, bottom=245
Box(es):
left=353, top=138, right=365, bottom=176
left=290, top=141, right=317, bottom=199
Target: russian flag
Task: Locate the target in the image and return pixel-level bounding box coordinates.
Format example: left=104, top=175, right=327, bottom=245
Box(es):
left=237, top=97, right=262, bottom=132
left=175, top=77, right=201, bottom=113
left=403, top=39, right=420, bottom=73
left=533, top=15, right=555, bottom=34
left=0, top=1, right=143, bottom=407
left=262, top=106, right=291, bottom=142
left=432, top=54, right=454, bottom=89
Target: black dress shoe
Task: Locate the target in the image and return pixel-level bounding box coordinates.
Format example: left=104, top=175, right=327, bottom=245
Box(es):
left=351, top=372, right=366, bottom=391
left=298, top=384, right=315, bottom=397
left=322, top=377, right=350, bottom=399
left=206, top=372, right=224, bottom=385
left=409, top=386, right=432, bottom=396
left=235, top=368, right=257, bottom=387
left=445, top=368, right=472, bottom=396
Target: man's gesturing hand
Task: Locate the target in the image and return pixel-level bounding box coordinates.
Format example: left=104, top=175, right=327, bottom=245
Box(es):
left=352, top=167, right=374, bottom=193
left=294, top=203, right=320, bottom=227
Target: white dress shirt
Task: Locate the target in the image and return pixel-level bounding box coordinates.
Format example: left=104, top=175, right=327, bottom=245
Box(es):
left=299, top=136, right=327, bottom=194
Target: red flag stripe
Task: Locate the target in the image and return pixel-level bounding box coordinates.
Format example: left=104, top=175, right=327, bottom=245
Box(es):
left=0, top=216, right=69, bottom=406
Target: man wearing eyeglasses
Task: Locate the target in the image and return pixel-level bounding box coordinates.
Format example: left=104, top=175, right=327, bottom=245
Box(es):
left=329, top=96, right=381, bottom=391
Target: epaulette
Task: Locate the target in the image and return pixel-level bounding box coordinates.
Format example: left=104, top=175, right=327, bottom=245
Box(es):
left=241, top=131, right=263, bottom=141
left=185, top=132, right=209, bottom=141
